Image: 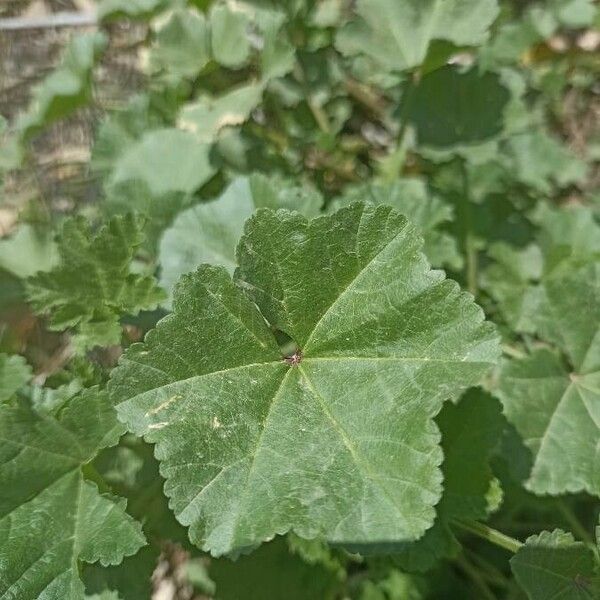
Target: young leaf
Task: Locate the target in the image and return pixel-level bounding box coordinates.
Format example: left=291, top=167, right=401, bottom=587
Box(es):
left=0, top=353, right=32, bottom=403
left=511, top=530, right=599, bottom=600
left=111, top=203, right=499, bottom=556
left=0, top=388, right=145, bottom=599
left=496, top=263, right=600, bottom=496
left=158, top=175, right=322, bottom=297
left=26, top=214, right=165, bottom=352
left=335, top=0, right=499, bottom=73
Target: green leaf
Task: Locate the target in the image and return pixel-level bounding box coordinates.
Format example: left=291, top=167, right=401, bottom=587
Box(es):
left=0, top=223, right=59, bottom=278
left=148, top=8, right=210, bottom=81
left=83, top=545, right=159, bottom=600
left=511, top=530, right=599, bottom=600
left=0, top=353, right=32, bottom=403
left=111, top=129, right=216, bottom=196
left=335, top=0, right=499, bottom=72
left=17, top=33, right=107, bottom=140
left=210, top=3, right=251, bottom=68
left=390, top=391, right=504, bottom=571
left=332, top=179, right=461, bottom=269
left=209, top=537, right=341, bottom=600
left=506, top=131, right=588, bottom=194
left=178, top=82, right=264, bottom=142
left=97, top=0, right=168, bottom=22
left=111, top=203, right=499, bottom=556
left=26, top=214, right=165, bottom=352
left=482, top=243, right=543, bottom=332
left=406, top=66, right=510, bottom=150
left=496, top=263, right=600, bottom=496
left=158, top=175, right=322, bottom=298
left=0, top=387, right=145, bottom=599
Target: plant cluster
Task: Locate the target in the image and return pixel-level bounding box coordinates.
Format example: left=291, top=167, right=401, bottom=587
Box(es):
left=1, top=0, right=600, bottom=598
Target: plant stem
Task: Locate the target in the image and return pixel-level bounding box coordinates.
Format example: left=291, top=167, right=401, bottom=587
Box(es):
left=458, top=159, right=478, bottom=296
left=454, top=553, right=497, bottom=600
left=453, top=520, right=523, bottom=554
left=501, top=344, right=527, bottom=360
left=557, top=500, right=593, bottom=546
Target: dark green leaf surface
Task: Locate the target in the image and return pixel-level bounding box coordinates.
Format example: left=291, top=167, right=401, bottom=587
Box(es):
left=511, top=530, right=599, bottom=599
left=111, top=203, right=499, bottom=555
left=209, top=537, right=340, bottom=600
left=0, top=388, right=145, bottom=599
left=391, top=391, right=504, bottom=571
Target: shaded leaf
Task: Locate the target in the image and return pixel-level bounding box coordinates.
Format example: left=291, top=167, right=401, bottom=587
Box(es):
left=0, top=388, right=145, bottom=599
left=406, top=66, right=510, bottom=150
left=496, top=264, right=600, bottom=496
left=209, top=537, right=340, bottom=600
left=511, top=530, right=599, bottom=599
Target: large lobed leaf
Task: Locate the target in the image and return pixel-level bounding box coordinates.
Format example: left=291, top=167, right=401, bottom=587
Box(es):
left=0, top=388, right=145, bottom=599
left=336, top=0, right=499, bottom=72
left=111, top=203, right=499, bottom=555
left=496, top=263, right=600, bottom=497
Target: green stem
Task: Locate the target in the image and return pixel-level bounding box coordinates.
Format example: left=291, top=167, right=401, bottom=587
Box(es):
left=453, top=520, right=523, bottom=554
left=458, top=159, right=477, bottom=296
left=557, top=501, right=593, bottom=546
left=454, top=553, right=497, bottom=600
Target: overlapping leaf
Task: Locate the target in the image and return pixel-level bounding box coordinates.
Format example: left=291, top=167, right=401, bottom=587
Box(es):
left=0, top=353, right=32, bottom=403
left=111, top=203, right=499, bottom=556
left=332, top=179, right=461, bottom=269
left=390, top=391, right=504, bottom=571
left=0, top=388, right=145, bottom=599
left=511, top=530, right=599, bottom=599
left=159, top=175, right=322, bottom=297
left=336, top=0, right=499, bottom=72
left=26, top=214, right=165, bottom=352
left=496, top=263, right=600, bottom=496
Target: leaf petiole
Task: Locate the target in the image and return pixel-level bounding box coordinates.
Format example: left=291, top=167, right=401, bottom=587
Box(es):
left=453, top=519, right=523, bottom=554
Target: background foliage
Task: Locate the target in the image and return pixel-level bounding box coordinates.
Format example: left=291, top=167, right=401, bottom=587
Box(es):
left=1, top=0, right=600, bottom=598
